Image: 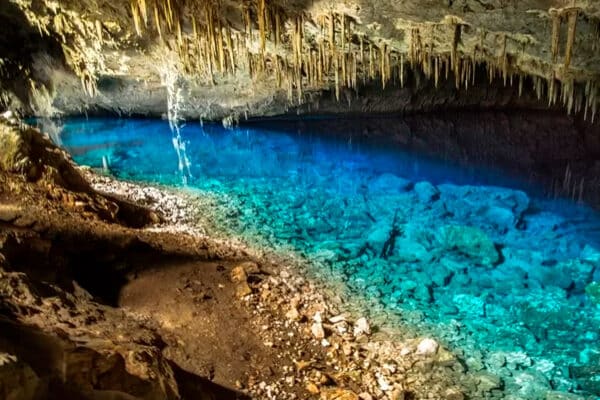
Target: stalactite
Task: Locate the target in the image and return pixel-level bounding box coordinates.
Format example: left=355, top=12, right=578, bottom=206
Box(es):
left=500, top=34, right=508, bottom=86
left=369, top=43, right=374, bottom=80
left=342, top=48, right=347, bottom=86
left=454, top=57, right=461, bottom=89
left=335, top=53, right=340, bottom=101
left=551, top=12, right=561, bottom=63
left=518, top=74, right=524, bottom=97
left=217, top=25, right=226, bottom=74
left=226, top=25, right=235, bottom=74
left=451, top=23, right=461, bottom=70
left=352, top=51, right=358, bottom=92
left=380, top=44, right=386, bottom=89
left=139, top=0, right=148, bottom=26
left=153, top=4, right=162, bottom=40
left=433, top=56, right=438, bottom=88
left=275, top=8, right=281, bottom=48
left=275, top=55, right=282, bottom=87
left=341, top=14, right=346, bottom=52
left=347, top=52, right=352, bottom=88
left=96, top=20, right=103, bottom=45
left=548, top=76, right=555, bottom=106
left=131, top=1, right=142, bottom=36
left=176, top=17, right=182, bottom=48
left=244, top=5, right=252, bottom=37
left=329, top=12, right=335, bottom=52
left=592, top=83, right=597, bottom=123
left=535, top=76, right=543, bottom=100
left=165, top=0, right=174, bottom=31
left=317, top=41, right=324, bottom=83
left=567, top=80, right=575, bottom=114
left=386, top=46, right=391, bottom=87
left=400, top=53, right=405, bottom=88
left=359, top=35, right=364, bottom=63
left=564, top=9, right=578, bottom=69
left=258, top=0, right=266, bottom=55
left=409, top=29, right=416, bottom=67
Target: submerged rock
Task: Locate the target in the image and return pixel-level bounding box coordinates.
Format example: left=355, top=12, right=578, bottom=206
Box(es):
left=585, top=282, right=600, bottom=304
left=414, top=181, right=440, bottom=203
left=368, top=173, right=412, bottom=194
left=439, top=225, right=500, bottom=267
left=545, top=391, right=586, bottom=400
left=475, top=372, right=503, bottom=392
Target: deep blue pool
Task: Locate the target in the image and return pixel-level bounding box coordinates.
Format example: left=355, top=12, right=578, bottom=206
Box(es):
left=34, top=117, right=600, bottom=399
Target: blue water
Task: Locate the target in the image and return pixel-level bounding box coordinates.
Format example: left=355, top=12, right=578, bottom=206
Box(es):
left=35, top=117, right=600, bottom=399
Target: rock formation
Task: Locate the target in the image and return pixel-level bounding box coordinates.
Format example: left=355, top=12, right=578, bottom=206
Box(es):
left=0, top=0, right=598, bottom=121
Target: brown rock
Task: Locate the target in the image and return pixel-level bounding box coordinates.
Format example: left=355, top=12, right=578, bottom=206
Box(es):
left=444, top=387, right=465, bottom=400
left=0, top=354, right=40, bottom=400
left=235, top=282, right=253, bottom=298
left=294, top=360, right=314, bottom=372
left=286, top=306, right=301, bottom=321
left=307, top=382, right=320, bottom=394
left=230, top=266, right=248, bottom=283
left=320, top=388, right=359, bottom=400
left=0, top=204, right=20, bottom=222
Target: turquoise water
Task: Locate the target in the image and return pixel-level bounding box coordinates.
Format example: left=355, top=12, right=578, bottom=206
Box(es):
left=36, top=117, right=600, bottom=399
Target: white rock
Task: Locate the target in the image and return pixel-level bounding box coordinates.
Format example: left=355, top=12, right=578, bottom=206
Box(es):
left=329, top=315, right=346, bottom=324
left=313, top=311, right=323, bottom=323
left=376, top=373, right=391, bottom=391
left=353, top=317, right=371, bottom=337
left=311, top=322, right=325, bottom=340
left=383, top=363, right=397, bottom=374
left=285, top=307, right=300, bottom=321
left=400, top=347, right=412, bottom=356
left=416, top=338, right=439, bottom=355
left=321, top=339, right=330, bottom=347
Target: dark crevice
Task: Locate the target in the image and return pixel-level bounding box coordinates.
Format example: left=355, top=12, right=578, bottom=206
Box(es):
left=0, top=1, right=65, bottom=111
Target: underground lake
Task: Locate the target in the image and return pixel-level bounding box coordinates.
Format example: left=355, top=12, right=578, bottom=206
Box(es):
left=31, top=114, right=600, bottom=399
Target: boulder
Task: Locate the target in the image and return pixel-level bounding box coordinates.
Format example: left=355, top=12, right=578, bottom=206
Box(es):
left=545, top=391, right=585, bottom=400
left=368, top=173, right=412, bottom=194
left=585, top=282, right=600, bottom=304
left=414, top=181, right=440, bottom=203
left=439, top=225, right=499, bottom=267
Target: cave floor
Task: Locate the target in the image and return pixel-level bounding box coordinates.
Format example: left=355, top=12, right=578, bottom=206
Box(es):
left=0, top=165, right=331, bottom=399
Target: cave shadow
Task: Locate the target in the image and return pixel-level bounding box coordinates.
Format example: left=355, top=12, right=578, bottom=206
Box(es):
left=0, top=223, right=197, bottom=307
left=170, top=362, right=251, bottom=400
left=0, top=1, right=65, bottom=108
left=0, top=317, right=249, bottom=400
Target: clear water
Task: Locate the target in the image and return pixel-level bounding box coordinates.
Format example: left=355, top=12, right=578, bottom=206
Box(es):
left=35, top=117, right=600, bottom=399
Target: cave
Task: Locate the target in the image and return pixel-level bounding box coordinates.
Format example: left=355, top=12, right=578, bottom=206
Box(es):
left=1, top=1, right=600, bottom=400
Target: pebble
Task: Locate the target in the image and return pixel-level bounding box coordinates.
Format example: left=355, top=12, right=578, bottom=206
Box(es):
left=311, top=321, right=326, bottom=340
left=416, top=338, right=439, bottom=356
left=306, top=382, right=320, bottom=394
left=353, top=317, right=370, bottom=337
